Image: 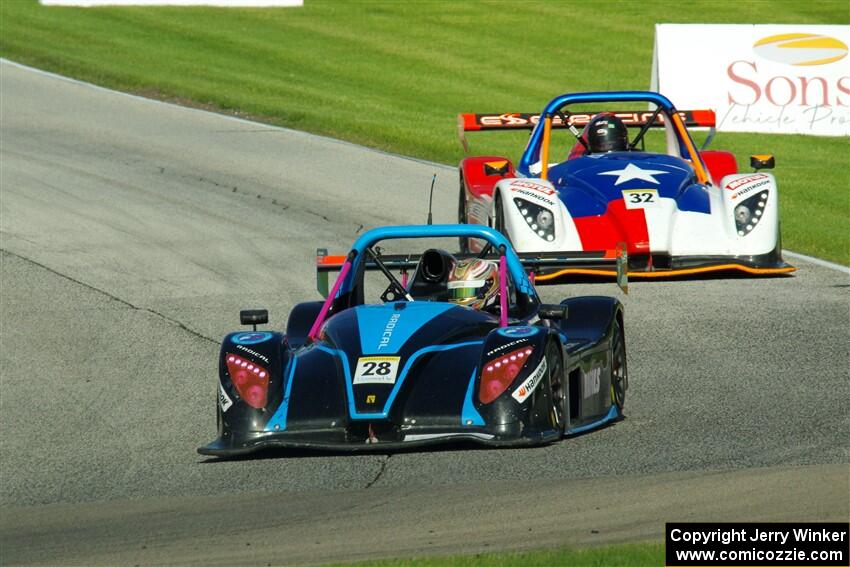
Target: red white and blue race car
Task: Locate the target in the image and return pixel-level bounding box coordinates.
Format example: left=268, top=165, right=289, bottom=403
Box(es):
left=457, top=91, right=795, bottom=281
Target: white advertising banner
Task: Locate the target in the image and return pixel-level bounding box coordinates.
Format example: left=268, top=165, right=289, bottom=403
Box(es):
left=651, top=24, right=850, bottom=136
left=40, top=1, right=302, bottom=6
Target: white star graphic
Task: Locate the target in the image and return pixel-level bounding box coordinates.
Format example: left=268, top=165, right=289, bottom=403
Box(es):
left=598, top=163, right=669, bottom=186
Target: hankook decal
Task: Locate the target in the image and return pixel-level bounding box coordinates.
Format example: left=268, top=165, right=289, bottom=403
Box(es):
left=511, top=358, right=547, bottom=403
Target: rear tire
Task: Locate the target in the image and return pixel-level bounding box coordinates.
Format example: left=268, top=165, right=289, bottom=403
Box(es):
left=458, top=173, right=470, bottom=254
left=610, top=315, right=627, bottom=416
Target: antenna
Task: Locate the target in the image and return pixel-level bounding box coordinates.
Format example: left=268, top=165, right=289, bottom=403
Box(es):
left=426, top=173, right=436, bottom=225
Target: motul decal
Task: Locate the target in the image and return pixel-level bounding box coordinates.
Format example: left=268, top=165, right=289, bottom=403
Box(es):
left=511, top=358, right=547, bottom=403
left=509, top=179, right=556, bottom=195
left=725, top=173, right=769, bottom=191
left=512, top=187, right=556, bottom=207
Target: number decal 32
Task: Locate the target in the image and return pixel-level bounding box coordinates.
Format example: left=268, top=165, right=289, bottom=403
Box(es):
left=622, top=189, right=659, bottom=209
left=353, top=356, right=401, bottom=385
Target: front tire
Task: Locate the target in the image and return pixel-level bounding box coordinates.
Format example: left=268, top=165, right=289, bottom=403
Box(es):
left=546, top=339, right=566, bottom=434
left=610, top=315, right=627, bottom=416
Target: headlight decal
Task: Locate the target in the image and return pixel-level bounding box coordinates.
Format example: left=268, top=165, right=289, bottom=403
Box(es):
left=513, top=197, right=556, bottom=241
left=734, top=190, right=768, bottom=236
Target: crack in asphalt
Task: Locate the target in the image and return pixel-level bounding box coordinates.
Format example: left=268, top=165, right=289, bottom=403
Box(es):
left=365, top=455, right=390, bottom=489
left=198, top=174, right=293, bottom=210
left=0, top=248, right=220, bottom=347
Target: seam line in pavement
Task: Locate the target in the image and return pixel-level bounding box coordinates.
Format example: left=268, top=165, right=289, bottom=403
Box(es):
left=1, top=248, right=220, bottom=346
left=364, top=455, right=390, bottom=489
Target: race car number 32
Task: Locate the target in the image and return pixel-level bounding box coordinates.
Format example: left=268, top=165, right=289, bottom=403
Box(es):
left=353, top=356, right=401, bottom=385
left=622, top=189, right=658, bottom=209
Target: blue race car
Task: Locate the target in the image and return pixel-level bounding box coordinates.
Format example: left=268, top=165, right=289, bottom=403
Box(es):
left=199, top=225, right=627, bottom=456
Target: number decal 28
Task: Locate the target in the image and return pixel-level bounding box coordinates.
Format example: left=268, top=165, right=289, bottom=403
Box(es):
left=361, top=361, right=393, bottom=376
left=353, top=356, right=401, bottom=385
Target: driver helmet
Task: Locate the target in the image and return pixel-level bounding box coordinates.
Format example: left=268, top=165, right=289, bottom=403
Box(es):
left=447, top=258, right=500, bottom=310
left=587, top=113, right=629, bottom=153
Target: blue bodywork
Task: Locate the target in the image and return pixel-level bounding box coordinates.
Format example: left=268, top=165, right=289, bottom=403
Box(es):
left=199, top=224, right=626, bottom=456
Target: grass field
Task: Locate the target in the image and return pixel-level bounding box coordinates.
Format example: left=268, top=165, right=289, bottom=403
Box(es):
left=0, top=4, right=845, bottom=566
left=326, top=542, right=664, bottom=567
left=1, top=1, right=847, bottom=264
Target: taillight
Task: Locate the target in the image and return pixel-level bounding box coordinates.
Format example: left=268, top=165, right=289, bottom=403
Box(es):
left=225, top=353, right=269, bottom=409
left=478, top=346, right=534, bottom=404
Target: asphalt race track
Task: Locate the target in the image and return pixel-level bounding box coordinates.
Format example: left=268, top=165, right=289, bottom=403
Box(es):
left=1, top=60, right=848, bottom=566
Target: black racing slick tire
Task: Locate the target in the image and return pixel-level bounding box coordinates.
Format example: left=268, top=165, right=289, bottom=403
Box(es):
left=610, top=315, right=627, bottom=416
left=494, top=192, right=509, bottom=241
left=458, top=173, right=470, bottom=254
left=546, top=339, right=566, bottom=435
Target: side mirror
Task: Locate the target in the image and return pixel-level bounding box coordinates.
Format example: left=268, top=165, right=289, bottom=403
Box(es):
left=240, top=309, right=268, bottom=330
left=750, top=154, right=775, bottom=171
left=538, top=304, right=568, bottom=320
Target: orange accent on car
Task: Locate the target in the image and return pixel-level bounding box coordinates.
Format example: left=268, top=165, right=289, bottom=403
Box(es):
left=535, top=264, right=796, bottom=281
left=540, top=116, right=552, bottom=181
left=317, top=255, right=347, bottom=266
left=671, top=112, right=709, bottom=185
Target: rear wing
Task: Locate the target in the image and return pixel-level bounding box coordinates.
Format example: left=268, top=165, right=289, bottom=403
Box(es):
left=458, top=110, right=716, bottom=153
left=315, top=244, right=629, bottom=297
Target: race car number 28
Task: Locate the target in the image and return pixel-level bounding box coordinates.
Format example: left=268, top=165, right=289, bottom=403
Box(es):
left=622, top=189, right=659, bottom=209
left=353, top=356, right=401, bottom=385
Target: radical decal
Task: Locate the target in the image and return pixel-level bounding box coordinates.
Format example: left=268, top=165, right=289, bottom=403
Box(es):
left=498, top=326, right=539, bottom=338
left=232, top=332, right=273, bottom=345
left=353, top=356, right=401, bottom=385
left=377, top=313, right=401, bottom=351
left=511, top=358, right=547, bottom=403
left=218, top=383, right=233, bottom=412
left=358, top=303, right=455, bottom=355
left=622, top=189, right=659, bottom=209
left=235, top=344, right=270, bottom=364
left=486, top=338, right=530, bottom=356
